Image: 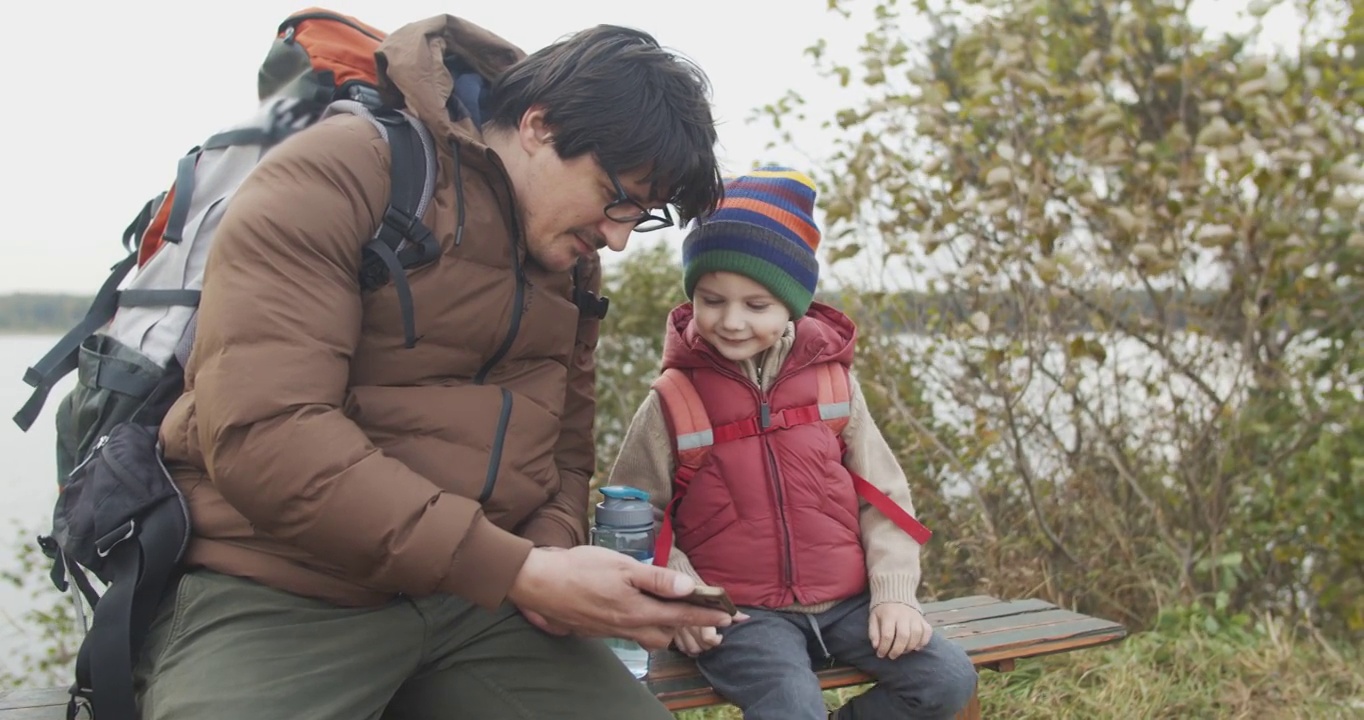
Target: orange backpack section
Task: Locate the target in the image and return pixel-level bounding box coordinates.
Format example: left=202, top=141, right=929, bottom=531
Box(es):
left=137, top=9, right=389, bottom=270
left=258, top=9, right=389, bottom=113
left=650, top=365, right=933, bottom=568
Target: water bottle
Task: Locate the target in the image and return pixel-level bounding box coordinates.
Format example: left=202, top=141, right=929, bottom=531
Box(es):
left=591, top=485, right=656, bottom=679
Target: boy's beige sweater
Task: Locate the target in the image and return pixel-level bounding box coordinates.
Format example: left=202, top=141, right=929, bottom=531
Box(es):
left=605, top=322, right=924, bottom=614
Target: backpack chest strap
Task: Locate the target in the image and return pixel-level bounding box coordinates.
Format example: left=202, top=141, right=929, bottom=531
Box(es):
left=711, top=400, right=849, bottom=444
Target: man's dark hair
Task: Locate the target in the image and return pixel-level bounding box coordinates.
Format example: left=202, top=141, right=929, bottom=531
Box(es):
left=484, top=25, right=723, bottom=222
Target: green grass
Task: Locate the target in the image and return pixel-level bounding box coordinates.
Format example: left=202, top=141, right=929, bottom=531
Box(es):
left=675, top=613, right=1363, bottom=719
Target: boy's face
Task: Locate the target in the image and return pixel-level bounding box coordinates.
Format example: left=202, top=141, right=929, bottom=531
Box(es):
left=692, top=272, right=791, bottom=363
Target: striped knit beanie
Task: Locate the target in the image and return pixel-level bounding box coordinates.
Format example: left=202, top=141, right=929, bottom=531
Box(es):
left=682, top=166, right=821, bottom=316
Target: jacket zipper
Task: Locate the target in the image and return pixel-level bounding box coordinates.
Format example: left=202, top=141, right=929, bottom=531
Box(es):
left=473, top=164, right=526, bottom=385
left=472, top=160, right=526, bottom=502
left=480, top=388, right=514, bottom=502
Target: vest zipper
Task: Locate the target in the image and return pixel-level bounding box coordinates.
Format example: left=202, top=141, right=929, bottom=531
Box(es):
left=733, top=360, right=799, bottom=598
left=708, top=349, right=827, bottom=600
left=762, top=431, right=795, bottom=595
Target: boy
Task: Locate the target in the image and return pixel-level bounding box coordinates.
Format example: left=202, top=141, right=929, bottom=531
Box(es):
left=607, top=167, right=978, bottom=719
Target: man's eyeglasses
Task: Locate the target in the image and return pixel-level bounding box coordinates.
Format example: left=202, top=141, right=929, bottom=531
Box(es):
left=603, top=167, right=674, bottom=233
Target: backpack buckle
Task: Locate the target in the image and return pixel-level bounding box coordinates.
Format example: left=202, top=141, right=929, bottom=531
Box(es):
left=66, top=684, right=94, bottom=720
left=96, top=520, right=137, bottom=558
left=381, top=205, right=416, bottom=239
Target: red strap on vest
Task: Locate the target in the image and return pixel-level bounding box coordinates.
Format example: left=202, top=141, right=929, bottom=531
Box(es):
left=851, top=472, right=933, bottom=545
left=653, top=467, right=690, bottom=568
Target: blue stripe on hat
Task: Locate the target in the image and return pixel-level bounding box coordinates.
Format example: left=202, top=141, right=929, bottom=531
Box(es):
left=700, top=207, right=817, bottom=256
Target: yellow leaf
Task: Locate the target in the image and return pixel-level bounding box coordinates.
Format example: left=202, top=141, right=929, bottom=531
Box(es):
left=986, top=166, right=1014, bottom=186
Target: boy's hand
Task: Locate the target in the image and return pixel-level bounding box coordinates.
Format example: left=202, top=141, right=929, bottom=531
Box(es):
left=672, top=625, right=723, bottom=656
left=869, top=603, right=932, bottom=660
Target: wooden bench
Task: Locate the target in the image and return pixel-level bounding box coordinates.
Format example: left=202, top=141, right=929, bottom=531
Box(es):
left=647, top=594, right=1128, bottom=719
left=0, top=595, right=1125, bottom=720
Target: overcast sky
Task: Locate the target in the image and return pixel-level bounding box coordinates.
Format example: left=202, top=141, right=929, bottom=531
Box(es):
left=0, top=0, right=1299, bottom=295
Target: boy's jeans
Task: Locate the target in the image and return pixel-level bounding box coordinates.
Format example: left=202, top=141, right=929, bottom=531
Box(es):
left=133, top=569, right=673, bottom=720
left=696, top=593, right=978, bottom=720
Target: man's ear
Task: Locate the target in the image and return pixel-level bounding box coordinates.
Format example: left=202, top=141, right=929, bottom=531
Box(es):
left=518, top=105, right=555, bottom=154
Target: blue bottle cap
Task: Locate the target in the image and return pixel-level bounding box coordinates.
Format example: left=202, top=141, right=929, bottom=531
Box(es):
left=595, top=486, right=654, bottom=529
left=599, top=486, right=650, bottom=502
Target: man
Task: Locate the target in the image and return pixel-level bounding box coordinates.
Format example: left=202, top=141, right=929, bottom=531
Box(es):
left=136, top=15, right=734, bottom=720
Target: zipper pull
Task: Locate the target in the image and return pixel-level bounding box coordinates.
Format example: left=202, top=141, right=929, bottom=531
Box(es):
left=761, top=402, right=771, bottom=430
left=68, top=435, right=110, bottom=480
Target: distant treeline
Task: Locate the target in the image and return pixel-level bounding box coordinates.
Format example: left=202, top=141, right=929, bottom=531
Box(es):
left=2, top=289, right=1245, bottom=337
left=0, top=294, right=91, bottom=333
left=822, top=287, right=1239, bottom=336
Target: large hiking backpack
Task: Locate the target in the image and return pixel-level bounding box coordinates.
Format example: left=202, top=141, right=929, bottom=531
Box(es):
left=649, top=364, right=934, bottom=568
left=11, top=9, right=439, bottom=720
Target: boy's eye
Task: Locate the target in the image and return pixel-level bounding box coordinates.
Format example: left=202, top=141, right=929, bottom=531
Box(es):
left=700, top=297, right=724, bottom=306
left=747, top=303, right=771, bottom=311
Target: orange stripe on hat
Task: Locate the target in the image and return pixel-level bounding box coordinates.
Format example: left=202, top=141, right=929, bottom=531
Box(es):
left=719, top=196, right=820, bottom=251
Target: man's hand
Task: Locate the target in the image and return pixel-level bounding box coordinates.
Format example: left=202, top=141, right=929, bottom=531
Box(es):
left=672, top=626, right=722, bottom=657
left=869, top=602, right=932, bottom=660
left=507, top=545, right=742, bottom=650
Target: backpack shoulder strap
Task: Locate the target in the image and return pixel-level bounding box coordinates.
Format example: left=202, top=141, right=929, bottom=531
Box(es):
left=652, top=367, right=714, bottom=476
left=814, top=361, right=853, bottom=435
left=325, top=101, right=439, bottom=349
left=12, top=253, right=139, bottom=431
left=649, top=367, right=713, bottom=568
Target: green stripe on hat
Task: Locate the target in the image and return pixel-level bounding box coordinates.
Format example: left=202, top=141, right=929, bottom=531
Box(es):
left=683, top=250, right=814, bottom=316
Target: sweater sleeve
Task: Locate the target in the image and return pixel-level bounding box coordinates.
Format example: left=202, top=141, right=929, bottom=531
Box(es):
left=603, top=389, right=706, bottom=584
left=842, top=372, right=924, bottom=610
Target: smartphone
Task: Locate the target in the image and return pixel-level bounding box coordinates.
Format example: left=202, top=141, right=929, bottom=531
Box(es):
left=679, top=584, right=739, bottom=615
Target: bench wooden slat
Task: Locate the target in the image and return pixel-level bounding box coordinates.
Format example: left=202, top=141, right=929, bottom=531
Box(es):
left=909, top=595, right=1001, bottom=612
left=0, top=689, right=65, bottom=720
left=940, top=607, right=1088, bottom=636
left=952, top=616, right=1127, bottom=658
left=929, top=597, right=1057, bottom=626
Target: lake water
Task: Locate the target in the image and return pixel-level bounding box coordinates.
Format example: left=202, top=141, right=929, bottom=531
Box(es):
left=0, top=334, right=68, bottom=677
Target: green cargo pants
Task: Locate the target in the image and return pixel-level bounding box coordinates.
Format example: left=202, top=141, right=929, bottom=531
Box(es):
left=133, top=569, right=674, bottom=720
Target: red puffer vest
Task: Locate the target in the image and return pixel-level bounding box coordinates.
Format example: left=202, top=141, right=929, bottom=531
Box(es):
left=654, top=302, right=868, bottom=608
